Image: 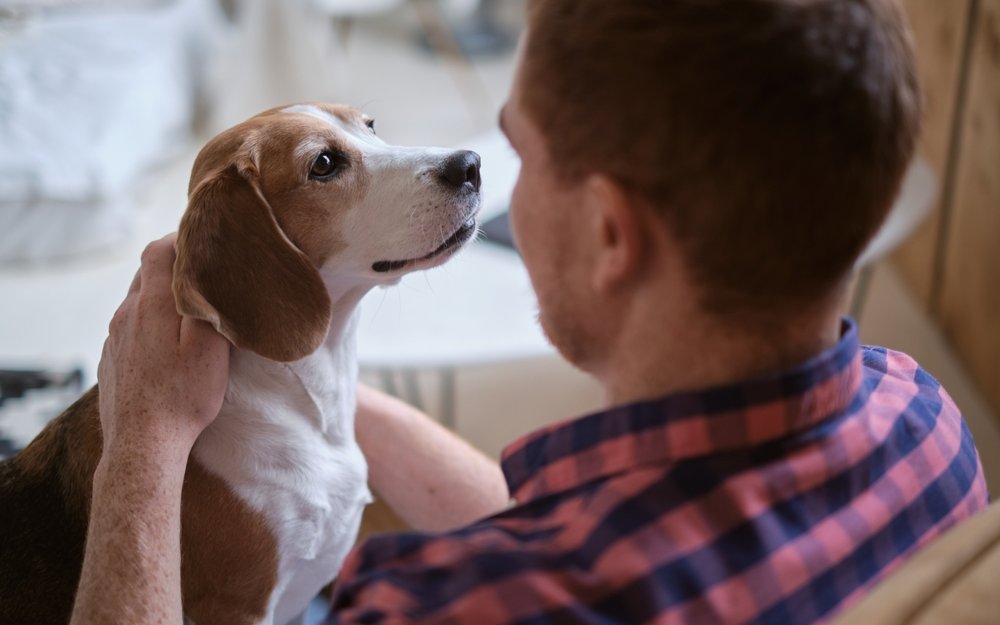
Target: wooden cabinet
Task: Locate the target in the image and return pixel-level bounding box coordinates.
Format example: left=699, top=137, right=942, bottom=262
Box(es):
left=894, top=0, right=972, bottom=304
left=893, top=0, right=1000, bottom=418
left=939, top=0, right=1000, bottom=416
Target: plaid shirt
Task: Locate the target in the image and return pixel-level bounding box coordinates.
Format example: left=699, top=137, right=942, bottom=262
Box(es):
left=326, top=320, right=988, bottom=625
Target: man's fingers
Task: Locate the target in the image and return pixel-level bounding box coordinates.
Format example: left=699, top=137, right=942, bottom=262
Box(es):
left=179, top=316, right=216, bottom=343
left=108, top=294, right=135, bottom=336
left=135, top=234, right=183, bottom=332
left=127, top=269, right=141, bottom=297
left=138, top=234, right=179, bottom=294
left=179, top=316, right=228, bottom=353
left=97, top=336, right=114, bottom=387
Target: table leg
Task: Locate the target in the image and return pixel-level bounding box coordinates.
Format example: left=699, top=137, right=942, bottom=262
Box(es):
left=402, top=368, right=425, bottom=412
left=439, top=367, right=456, bottom=430
left=371, top=366, right=457, bottom=429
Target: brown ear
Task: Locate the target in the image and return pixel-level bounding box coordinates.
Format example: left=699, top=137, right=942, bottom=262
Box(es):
left=173, top=164, right=331, bottom=362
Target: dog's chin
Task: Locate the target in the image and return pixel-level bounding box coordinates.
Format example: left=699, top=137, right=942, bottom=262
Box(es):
left=371, top=214, right=479, bottom=276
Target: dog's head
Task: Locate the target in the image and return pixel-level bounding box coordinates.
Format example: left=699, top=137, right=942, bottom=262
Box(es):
left=173, top=103, right=481, bottom=362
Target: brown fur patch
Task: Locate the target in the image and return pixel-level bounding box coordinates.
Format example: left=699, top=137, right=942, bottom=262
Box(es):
left=181, top=459, right=279, bottom=625
left=0, top=387, right=100, bottom=625
left=185, top=103, right=367, bottom=268
left=174, top=165, right=333, bottom=363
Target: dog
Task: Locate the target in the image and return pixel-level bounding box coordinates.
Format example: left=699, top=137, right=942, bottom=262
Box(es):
left=0, top=103, right=482, bottom=625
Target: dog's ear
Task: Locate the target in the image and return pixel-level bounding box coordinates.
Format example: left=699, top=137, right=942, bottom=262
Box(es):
left=173, top=164, right=332, bottom=362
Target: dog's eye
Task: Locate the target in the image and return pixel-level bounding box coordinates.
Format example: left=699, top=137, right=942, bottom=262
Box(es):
left=310, top=152, right=343, bottom=180
left=365, top=119, right=376, bottom=134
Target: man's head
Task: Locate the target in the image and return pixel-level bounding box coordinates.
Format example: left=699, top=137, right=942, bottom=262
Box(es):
left=502, top=0, right=921, bottom=372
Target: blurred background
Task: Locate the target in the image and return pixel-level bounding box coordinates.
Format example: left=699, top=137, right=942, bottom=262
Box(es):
left=0, top=0, right=998, bottom=519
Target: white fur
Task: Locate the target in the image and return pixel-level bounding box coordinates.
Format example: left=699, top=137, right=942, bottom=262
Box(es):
left=190, top=105, right=480, bottom=625
left=193, top=304, right=368, bottom=625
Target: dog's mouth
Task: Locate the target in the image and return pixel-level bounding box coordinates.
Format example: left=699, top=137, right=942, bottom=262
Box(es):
left=372, top=216, right=478, bottom=274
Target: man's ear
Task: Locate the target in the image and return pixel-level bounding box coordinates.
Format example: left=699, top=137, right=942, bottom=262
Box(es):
left=173, top=164, right=332, bottom=363
left=586, top=175, right=646, bottom=294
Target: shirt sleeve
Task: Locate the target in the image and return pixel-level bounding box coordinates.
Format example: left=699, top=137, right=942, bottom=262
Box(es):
left=322, top=525, right=573, bottom=625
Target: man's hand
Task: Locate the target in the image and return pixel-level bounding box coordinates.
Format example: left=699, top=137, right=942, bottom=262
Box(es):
left=72, top=235, right=231, bottom=625
left=98, top=234, right=230, bottom=461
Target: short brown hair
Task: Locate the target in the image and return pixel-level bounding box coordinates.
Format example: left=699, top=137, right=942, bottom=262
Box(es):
left=522, top=0, right=921, bottom=313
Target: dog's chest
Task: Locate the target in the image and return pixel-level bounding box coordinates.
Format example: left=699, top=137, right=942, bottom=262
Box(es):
left=191, top=335, right=370, bottom=623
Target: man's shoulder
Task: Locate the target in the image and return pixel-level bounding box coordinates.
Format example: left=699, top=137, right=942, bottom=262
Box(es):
left=860, top=344, right=959, bottom=415
left=860, top=343, right=925, bottom=378
left=857, top=342, right=987, bottom=507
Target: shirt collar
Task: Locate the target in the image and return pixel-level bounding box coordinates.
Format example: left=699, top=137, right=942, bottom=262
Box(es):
left=501, top=318, right=863, bottom=504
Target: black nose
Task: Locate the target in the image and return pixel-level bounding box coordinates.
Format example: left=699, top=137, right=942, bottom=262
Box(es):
left=440, top=150, right=482, bottom=192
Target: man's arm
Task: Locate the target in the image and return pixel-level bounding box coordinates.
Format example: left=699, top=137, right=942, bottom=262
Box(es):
left=355, top=385, right=510, bottom=532
left=71, top=235, right=230, bottom=625
left=72, top=446, right=190, bottom=625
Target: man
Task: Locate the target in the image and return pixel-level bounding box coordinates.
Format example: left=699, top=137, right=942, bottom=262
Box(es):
left=71, top=1, right=989, bottom=624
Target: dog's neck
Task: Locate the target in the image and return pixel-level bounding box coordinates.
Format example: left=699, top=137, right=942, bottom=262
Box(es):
left=282, top=274, right=375, bottom=438
left=320, top=273, right=376, bottom=349
left=195, top=276, right=375, bottom=464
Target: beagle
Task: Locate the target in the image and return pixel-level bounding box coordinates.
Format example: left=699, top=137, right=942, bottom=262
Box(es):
left=0, top=103, right=482, bottom=625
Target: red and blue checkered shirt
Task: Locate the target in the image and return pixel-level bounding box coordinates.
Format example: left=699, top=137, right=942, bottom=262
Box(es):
left=326, top=320, right=988, bottom=624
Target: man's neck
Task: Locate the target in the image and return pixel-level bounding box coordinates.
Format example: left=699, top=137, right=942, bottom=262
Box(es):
left=598, top=288, right=849, bottom=407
